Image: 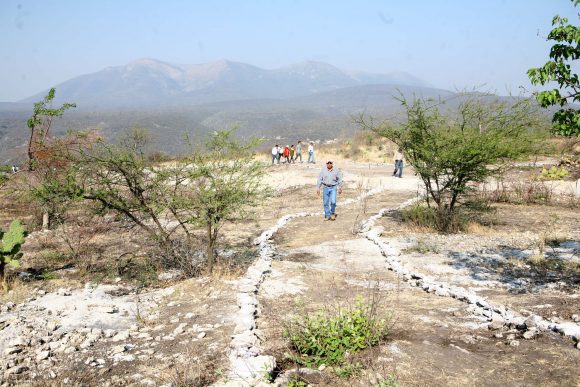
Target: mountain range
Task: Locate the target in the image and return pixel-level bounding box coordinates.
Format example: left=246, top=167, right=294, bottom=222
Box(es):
left=16, top=59, right=433, bottom=109
left=0, top=59, right=452, bottom=162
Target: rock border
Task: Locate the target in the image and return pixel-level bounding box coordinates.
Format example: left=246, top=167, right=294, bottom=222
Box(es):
left=360, top=199, right=580, bottom=347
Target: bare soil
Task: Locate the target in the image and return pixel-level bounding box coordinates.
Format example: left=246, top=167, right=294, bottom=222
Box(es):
left=1, top=158, right=579, bottom=386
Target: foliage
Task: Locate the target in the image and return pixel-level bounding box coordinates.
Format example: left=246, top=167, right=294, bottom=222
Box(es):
left=334, top=363, right=362, bottom=378
left=0, top=220, right=26, bottom=289
left=287, top=379, right=308, bottom=387
left=376, top=374, right=402, bottom=387
left=539, top=165, right=569, bottom=180
left=358, top=94, right=545, bottom=231
left=400, top=204, right=470, bottom=233
left=26, top=88, right=76, bottom=169
left=284, top=296, right=391, bottom=368
left=528, top=0, right=580, bottom=136
left=41, top=127, right=268, bottom=274
left=174, top=128, right=269, bottom=272
left=478, top=180, right=554, bottom=205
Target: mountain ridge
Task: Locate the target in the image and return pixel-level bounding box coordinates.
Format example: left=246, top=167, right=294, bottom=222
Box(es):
left=17, top=59, right=434, bottom=109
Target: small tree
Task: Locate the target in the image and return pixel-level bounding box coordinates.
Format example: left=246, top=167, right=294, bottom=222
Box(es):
left=358, top=94, right=546, bottom=231
left=47, top=127, right=268, bottom=274
left=528, top=0, right=580, bottom=137
left=177, top=128, right=269, bottom=273
left=27, top=88, right=76, bottom=169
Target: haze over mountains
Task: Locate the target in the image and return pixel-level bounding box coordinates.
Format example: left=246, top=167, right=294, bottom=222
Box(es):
left=15, top=59, right=434, bottom=109
left=0, top=59, right=453, bottom=162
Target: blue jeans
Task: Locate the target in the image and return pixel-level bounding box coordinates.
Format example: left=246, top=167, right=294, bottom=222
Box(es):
left=394, top=160, right=403, bottom=177
left=322, top=185, right=337, bottom=218
left=308, top=151, right=315, bottom=163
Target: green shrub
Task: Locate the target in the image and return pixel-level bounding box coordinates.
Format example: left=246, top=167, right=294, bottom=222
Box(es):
left=284, top=296, right=391, bottom=368
left=1, top=220, right=26, bottom=291
left=400, top=204, right=469, bottom=233
left=287, top=379, right=308, bottom=387
left=539, top=166, right=569, bottom=180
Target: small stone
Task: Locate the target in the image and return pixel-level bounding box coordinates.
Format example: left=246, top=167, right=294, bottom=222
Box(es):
left=47, top=321, right=59, bottom=332
left=105, top=306, right=119, bottom=314
left=5, top=347, right=22, bottom=355
left=56, top=288, right=72, bottom=296
left=112, top=330, right=130, bottom=342
left=523, top=331, right=536, bottom=340
left=494, top=333, right=504, bottom=339
left=197, top=332, right=206, bottom=339
left=509, top=340, right=520, bottom=347
left=8, top=337, right=28, bottom=347
left=111, top=345, right=128, bottom=355
left=488, top=321, right=504, bottom=331
left=36, top=350, right=51, bottom=361
left=185, top=313, right=195, bottom=319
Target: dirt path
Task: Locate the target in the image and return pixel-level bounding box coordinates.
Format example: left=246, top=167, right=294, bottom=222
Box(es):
left=229, top=161, right=580, bottom=386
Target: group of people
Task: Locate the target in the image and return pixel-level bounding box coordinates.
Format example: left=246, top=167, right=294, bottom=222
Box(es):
left=271, top=141, right=317, bottom=165
left=272, top=143, right=405, bottom=222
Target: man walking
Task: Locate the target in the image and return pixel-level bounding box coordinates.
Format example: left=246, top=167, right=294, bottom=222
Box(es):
left=393, top=148, right=404, bottom=178
left=307, top=142, right=315, bottom=163
left=271, top=144, right=280, bottom=165
left=296, top=141, right=302, bottom=163
left=316, top=160, right=343, bottom=221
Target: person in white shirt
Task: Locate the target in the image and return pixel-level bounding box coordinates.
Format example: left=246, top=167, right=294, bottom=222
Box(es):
left=271, top=145, right=280, bottom=165
left=307, top=142, right=315, bottom=164
left=393, top=148, right=404, bottom=178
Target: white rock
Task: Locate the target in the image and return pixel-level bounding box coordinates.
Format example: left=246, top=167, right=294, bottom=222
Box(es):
left=197, top=332, right=206, bottom=339
left=112, top=330, right=130, bottom=342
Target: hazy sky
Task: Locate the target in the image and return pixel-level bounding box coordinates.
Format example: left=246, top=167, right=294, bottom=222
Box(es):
left=1, top=0, right=578, bottom=102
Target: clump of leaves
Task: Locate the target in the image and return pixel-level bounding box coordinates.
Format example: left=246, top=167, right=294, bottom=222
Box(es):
left=284, top=296, right=391, bottom=368
left=376, top=374, right=403, bottom=387
left=539, top=166, right=569, bottom=180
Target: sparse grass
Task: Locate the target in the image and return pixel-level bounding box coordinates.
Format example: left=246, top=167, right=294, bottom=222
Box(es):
left=159, top=347, right=220, bottom=386
left=400, top=204, right=472, bottom=233
left=477, top=180, right=555, bottom=206
left=402, top=240, right=439, bottom=255
left=376, top=374, right=403, bottom=387
left=527, top=254, right=546, bottom=266
left=335, top=362, right=362, bottom=378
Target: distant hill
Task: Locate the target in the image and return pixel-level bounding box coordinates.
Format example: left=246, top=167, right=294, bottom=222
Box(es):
left=0, top=59, right=455, bottom=163
left=18, top=59, right=433, bottom=109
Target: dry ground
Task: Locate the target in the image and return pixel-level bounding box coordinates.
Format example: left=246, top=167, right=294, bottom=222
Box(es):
left=1, top=155, right=579, bottom=386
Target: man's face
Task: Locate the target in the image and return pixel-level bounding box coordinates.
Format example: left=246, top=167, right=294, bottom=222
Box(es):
left=326, top=162, right=333, bottom=170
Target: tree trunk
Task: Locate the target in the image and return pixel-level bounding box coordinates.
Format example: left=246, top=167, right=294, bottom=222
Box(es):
left=42, top=212, right=50, bottom=230
left=207, top=223, right=214, bottom=274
